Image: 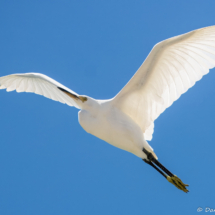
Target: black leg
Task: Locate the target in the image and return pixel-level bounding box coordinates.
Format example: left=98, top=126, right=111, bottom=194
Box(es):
left=142, top=148, right=173, bottom=177
left=153, top=159, right=174, bottom=177
left=143, top=159, right=167, bottom=179
left=142, top=148, right=189, bottom=193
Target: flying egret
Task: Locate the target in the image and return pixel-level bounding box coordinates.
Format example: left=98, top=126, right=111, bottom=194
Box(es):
left=1, top=26, right=215, bottom=193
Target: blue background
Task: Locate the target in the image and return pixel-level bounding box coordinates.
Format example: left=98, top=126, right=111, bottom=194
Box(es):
left=0, top=0, right=215, bottom=214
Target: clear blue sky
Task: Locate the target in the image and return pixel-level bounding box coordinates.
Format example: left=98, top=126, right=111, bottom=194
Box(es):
left=0, top=0, right=215, bottom=214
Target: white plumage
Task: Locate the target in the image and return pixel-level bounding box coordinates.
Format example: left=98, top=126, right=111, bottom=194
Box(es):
left=113, top=26, right=215, bottom=140
left=1, top=26, right=215, bottom=192
left=0, top=73, right=80, bottom=108
left=1, top=25, right=215, bottom=156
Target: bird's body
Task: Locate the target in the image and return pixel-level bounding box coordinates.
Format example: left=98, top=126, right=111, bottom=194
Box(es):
left=78, top=98, right=152, bottom=158
left=1, top=26, right=215, bottom=192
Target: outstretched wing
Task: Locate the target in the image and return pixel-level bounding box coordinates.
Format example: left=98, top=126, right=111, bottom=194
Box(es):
left=0, top=73, right=80, bottom=108
left=112, top=26, right=215, bottom=141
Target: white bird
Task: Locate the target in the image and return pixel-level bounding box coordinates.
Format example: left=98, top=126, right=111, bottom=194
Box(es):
left=1, top=26, right=215, bottom=193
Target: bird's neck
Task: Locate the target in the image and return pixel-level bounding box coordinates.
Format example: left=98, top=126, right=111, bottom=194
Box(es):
left=78, top=97, right=100, bottom=115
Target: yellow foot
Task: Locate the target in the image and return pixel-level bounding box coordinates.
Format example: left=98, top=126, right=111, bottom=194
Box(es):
left=167, top=175, right=189, bottom=193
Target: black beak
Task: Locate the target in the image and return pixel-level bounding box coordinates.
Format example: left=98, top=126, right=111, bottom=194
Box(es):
left=58, top=87, right=80, bottom=100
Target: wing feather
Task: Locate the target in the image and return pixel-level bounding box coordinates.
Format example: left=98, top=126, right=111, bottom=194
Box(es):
left=0, top=73, right=80, bottom=108
left=112, top=26, right=215, bottom=141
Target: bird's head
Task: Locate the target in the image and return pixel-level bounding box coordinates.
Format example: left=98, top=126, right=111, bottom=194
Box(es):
left=78, top=95, right=99, bottom=111
left=57, top=87, right=99, bottom=111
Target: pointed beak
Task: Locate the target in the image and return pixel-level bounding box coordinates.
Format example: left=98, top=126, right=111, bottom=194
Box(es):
left=58, top=87, right=88, bottom=103
left=58, top=87, right=80, bottom=100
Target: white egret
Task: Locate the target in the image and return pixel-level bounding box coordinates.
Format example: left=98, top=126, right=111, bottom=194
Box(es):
left=1, top=26, right=215, bottom=193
